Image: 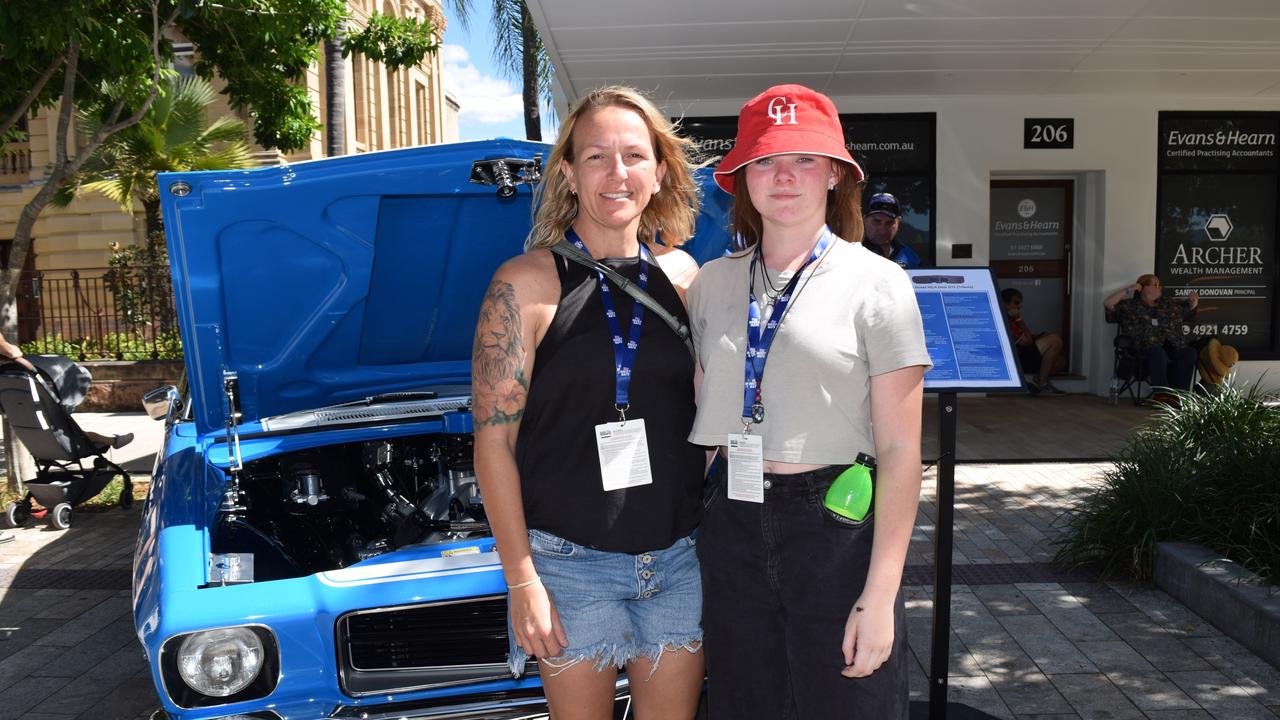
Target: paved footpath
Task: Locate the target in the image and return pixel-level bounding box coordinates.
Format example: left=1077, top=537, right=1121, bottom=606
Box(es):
left=904, top=463, right=1280, bottom=720
left=1, top=417, right=1277, bottom=718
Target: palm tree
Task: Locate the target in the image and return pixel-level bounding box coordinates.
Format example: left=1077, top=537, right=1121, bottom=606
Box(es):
left=56, top=74, right=254, bottom=237
left=449, top=0, right=553, bottom=141
left=326, top=36, right=346, bottom=156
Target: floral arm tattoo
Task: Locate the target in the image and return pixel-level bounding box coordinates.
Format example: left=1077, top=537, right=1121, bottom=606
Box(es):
left=472, top=280, right=529, bottom=426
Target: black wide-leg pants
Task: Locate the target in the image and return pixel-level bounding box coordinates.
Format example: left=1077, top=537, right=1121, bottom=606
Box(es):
left=697, top=463, right=909, bottom=720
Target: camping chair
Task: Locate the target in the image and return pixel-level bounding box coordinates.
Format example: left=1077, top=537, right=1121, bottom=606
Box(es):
left=0, top=361, right=132, bottom=530
left=1112, top=331, right=1148, bottom=406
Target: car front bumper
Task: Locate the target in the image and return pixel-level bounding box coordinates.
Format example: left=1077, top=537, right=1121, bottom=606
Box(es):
left=326, top=679, right=631, bottom=720
left=155, top=680, right=632, bottom=720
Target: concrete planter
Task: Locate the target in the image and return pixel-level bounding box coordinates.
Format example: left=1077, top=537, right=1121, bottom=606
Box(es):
left=1155, top=541, right=1280, bottom=670
left=78, top=360, right=184, bottom=412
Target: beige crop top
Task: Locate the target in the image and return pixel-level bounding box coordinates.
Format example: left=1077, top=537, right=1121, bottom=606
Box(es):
left=688, top=239, right=932, bottom=464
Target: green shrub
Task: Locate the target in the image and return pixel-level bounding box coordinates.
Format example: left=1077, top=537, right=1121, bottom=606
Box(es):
left=104, top=231, right=176, bottom=336
left=1056, top=378, right=1280, bottom=585
left=20, top=330, right=183, bottom=360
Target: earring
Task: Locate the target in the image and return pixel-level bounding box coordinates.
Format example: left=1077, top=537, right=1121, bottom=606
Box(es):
left=828, top=180, right=836, bottom=190
left=569, top=187, right=577, bottom=196
left=653, top=185, right=660, bottom=195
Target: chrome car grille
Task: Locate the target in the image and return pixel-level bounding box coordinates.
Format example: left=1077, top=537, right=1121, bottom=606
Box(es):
left=337, top=595, right=516, bottom=697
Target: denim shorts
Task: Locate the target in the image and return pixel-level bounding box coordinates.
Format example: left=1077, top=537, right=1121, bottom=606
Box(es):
left=508, top=529, right=703, bottom=677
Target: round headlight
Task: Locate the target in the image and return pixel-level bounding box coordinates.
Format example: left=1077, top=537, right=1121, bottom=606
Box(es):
left=177, top=627, right=264, bottom=697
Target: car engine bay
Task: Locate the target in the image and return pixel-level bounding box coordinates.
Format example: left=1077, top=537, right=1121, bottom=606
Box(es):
left=210, top=432, right=487, bottom=581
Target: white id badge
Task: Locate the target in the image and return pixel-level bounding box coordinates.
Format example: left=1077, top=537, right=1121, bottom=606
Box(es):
left=594, top=419, right=654, bottom=491
left=727, top=433, right=764, bottom=503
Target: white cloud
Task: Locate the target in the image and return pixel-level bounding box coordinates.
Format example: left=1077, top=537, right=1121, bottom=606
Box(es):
left=441, top=44, right=522, bottom=125
left=441, top=44, right=469, bottom=65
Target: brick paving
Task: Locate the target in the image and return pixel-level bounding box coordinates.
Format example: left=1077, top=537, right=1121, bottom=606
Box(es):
left=1, top=415, right=1277, bottom=719
left=0, top=505, right=151, bottom=720
left=903, top=463, right=1280, bottom=719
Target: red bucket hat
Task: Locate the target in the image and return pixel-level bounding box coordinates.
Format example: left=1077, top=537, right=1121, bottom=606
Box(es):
left=713, top=84, right=864, bottom=194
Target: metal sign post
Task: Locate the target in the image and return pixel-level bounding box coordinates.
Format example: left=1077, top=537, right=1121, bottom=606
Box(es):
left=928, top=391, right=959, bottom=718
left=906, top=268, right=1025, bottom=720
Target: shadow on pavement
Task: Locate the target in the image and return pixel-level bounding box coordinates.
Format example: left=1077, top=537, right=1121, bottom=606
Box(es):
left=1, top=411, right=163, bottom=720
left=0, top=401, right=1153, bottom=720
left=0, top=502, right=158, bottom=720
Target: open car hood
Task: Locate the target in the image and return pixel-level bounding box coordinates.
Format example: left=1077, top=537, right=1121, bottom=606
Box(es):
left=158, top=140, right=549, bottom=436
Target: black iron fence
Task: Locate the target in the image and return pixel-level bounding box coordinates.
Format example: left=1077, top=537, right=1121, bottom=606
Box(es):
left=16, top=266, right=182, bottom=361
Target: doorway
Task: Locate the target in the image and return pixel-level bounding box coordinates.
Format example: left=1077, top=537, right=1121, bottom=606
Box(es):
left=989, top=179, right=1074, bottom=373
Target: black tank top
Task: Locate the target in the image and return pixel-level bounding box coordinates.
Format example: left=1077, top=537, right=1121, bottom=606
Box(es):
left=515, top=251, right=704, bottom=553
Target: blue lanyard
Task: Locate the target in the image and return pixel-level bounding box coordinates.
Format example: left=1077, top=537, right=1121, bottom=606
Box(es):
left=742, top=227, right=835, bottom=426
left=567, top=229, right=650, bottom=420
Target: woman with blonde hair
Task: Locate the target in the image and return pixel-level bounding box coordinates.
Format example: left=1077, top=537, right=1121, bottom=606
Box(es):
left=472, top=86, right=705, bottom=719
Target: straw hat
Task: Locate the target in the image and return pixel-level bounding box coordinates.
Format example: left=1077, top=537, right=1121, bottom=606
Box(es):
left=1197, top=337, right=1239, bottom=385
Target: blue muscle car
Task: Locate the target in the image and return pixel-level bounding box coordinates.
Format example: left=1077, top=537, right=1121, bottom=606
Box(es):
left=135, top=139, right=729, bottom=720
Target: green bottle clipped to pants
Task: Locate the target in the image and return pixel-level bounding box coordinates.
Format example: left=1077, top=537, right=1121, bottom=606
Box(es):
left=823, top=452, right=876, bottom=522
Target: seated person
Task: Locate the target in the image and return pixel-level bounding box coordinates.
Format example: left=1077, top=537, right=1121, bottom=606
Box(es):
left=0, top=333, right=132, bottom=450
left=1103, top=274, right=1198, bottom=395
left=862, top=192, right=922, bottom=268
left=1001, top=288, right=1067, bottom=395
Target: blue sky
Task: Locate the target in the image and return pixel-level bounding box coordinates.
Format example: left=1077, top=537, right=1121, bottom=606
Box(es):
left=441, top=7, right=558, bottom=142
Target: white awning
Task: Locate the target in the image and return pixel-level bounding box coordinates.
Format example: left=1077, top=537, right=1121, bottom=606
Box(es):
left=526, top=0, right=1280, bottom=110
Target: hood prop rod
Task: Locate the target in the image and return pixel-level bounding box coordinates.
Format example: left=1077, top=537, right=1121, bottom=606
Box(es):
left=220, top=370, right=247, bottom=517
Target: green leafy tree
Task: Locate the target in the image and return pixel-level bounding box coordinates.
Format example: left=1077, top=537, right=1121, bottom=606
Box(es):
left=55, top=74, right=255, bottom=238
left=448, top=0, right=553, bottom=141
left=0, top=0, right=439, bottom=491
left=104, top=232, right=177, bottom=342
left=0, top=0, right=438, bottom=333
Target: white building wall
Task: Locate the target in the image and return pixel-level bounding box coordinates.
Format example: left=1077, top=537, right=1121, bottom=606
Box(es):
left=677, top=93, right=1280, bottom=394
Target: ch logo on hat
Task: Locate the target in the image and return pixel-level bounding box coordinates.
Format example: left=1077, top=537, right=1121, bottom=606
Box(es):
left=767, top=96, right=798, bottom=126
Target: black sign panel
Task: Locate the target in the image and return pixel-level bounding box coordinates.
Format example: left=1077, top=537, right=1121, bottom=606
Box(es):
left=1159, top=114, right=1279, bottom=173
left=1157, top=174, right=1275, bottom=352
left=681, top=114, right=933, bottom=172
left=679, top=112, right=936, bottom=265
left=680, top=116, right=738, bottom=167
left=1023, top=118, right=1074, bottom=149
left=1156, top=112, right=1280, bottom=357
left=843, top=115, right=934, bottom=174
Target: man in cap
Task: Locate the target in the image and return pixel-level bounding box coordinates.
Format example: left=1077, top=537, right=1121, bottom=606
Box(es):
left=863, top=192, right=922, bottom=268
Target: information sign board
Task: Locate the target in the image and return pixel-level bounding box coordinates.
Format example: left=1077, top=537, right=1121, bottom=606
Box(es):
left=910, top=267, right=1024, bottom=392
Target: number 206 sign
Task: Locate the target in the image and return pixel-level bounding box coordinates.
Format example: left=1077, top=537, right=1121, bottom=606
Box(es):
left=1024, top=118, right=1074, bottom=149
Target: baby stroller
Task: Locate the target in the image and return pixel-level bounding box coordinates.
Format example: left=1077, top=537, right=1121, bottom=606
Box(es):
left=0, top=357, right=132, bottom=530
